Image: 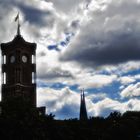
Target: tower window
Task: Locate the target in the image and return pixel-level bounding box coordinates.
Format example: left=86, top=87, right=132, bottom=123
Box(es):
left=3, top=55, right=6, bottom=64
left=3, top=72, right=6, bottom=84
left=32, top=55, right=35, bottom=64
left=32, top=72, right=35, bottom=83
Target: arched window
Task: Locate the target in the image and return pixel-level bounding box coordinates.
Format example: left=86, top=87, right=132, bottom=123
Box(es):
left=32, top=55, right=35, bottom=64
left=3, top=72, right=6, bottom=84
left=32, top=72, right=35, bottom=83
left=3, top=55, right=6, bottom=64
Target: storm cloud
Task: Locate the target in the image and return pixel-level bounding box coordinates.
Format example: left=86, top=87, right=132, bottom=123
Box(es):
left=18, top=4, right=53, bottom=27
left=60, top=0, right=140, bottom=67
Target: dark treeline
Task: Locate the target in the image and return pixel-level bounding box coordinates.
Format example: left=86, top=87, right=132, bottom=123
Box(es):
left=0, top=99, right=140, bottom=140
left=1, top=111, right=140, bottom=140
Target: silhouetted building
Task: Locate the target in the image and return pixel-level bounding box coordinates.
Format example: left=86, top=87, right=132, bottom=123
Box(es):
left=0, top=15, right=45, bottom=116
left=79, top=89, right=88, bottom=120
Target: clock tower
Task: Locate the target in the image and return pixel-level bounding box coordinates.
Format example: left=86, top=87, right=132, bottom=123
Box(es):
left=1, top=22, right=37, bottom=108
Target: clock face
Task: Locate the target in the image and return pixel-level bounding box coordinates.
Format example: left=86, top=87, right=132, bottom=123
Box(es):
left=22, top=55, right=27, bottom=63
left=10, top=56, right=15, bottom=63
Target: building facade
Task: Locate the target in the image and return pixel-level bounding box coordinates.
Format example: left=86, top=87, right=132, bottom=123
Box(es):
left=1, top=33, right=36, bottom=108
left=0, top=21, right=45, bottom=116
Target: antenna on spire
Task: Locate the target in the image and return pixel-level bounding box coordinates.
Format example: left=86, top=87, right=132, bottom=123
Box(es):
left=15, top=13, right=21, bottom=35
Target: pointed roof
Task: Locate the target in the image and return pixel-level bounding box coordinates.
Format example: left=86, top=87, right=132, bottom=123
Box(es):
left=79, top=89, right=88, bottom=120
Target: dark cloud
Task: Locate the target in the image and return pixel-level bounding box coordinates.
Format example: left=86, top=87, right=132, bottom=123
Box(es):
left=60, top=0, right=140, bottom=67
left=19, top=5, right=46, bottom=24
left=18, top=3, right=54, bottom=27
left=60, top=31, right=140, bottom=67
left=71, top=20, right=80, bottom=29
left=38, top=67, right=74, bottom=80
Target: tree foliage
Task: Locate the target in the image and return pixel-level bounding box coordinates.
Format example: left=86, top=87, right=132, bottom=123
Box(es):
left=0, top=100, right=139, bottom=140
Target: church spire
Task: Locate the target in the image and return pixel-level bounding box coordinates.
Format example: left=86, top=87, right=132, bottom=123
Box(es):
left=15, top=13, right=21, bottom=36
left=79, top=89, right=88, bottom=120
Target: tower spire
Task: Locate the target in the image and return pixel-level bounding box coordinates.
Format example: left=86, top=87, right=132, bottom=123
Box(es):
left=79, top=88, right=88, bottom=120
left=17, top=18, right=20, bottom=35
left=15, top=13, right=21, bottom=35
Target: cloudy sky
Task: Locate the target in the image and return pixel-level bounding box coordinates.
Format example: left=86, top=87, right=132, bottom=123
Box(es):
left=1, top=0, right=140, bottom=119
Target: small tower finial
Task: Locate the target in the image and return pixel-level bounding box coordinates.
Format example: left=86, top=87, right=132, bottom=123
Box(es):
left=15, top=13, right=20, bottom=35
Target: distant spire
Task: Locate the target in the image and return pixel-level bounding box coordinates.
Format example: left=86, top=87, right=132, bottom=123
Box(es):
left=15, top=13, right=21, bottom=35
left=79, top=89, right=88, bottom=120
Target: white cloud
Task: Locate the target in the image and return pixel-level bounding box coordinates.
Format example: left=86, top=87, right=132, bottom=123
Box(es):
left=37, top=87, right=80, bottom=119
left=38, top=66, right=117, bottom=89
left=92, top=98, right=122, bottom=116
left=118, top=61, right=140, bottom=74
left=121, top=83, right=140, bottom=98
left=134, top=74, right=140, bottom=80
left=36, top=46, right=117, bottom=88
left=77, top=74, right=117, bottom=89
left=46, top=0, right=84, bottom=13
left=37, top=87, right=140, bottom=119
left=87, top=93, right=107, bottom=101
left=119, top=76, right=135, bottom=85
left=88, top=97, right=140, bottom=117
